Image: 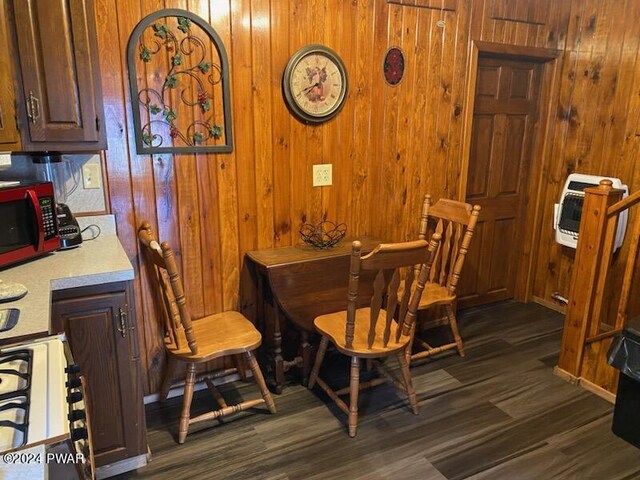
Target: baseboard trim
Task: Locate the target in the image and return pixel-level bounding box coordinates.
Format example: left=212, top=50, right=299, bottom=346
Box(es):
left=96, top=452, right=149, bottom=479
left=553, top=366, right=580, bottom=385
left=554, top=366, right=616, bottom=404
left=143, top=372, right=241, bottom=405
left=579, top=377, right=616, bottom=404
left=532, top=295, right=566, bottom=314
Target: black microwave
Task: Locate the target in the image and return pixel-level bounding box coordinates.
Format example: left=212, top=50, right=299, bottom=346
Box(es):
left=0, top=181, right=60, bottom=268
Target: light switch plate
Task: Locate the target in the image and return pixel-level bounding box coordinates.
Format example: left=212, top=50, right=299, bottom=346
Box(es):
left=82, top=164, right=102, bottom=189
left=313, top=164, right=332, bottom=187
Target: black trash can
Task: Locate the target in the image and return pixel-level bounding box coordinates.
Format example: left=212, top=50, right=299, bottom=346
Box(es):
left=607, top=316, right=640, bottom=449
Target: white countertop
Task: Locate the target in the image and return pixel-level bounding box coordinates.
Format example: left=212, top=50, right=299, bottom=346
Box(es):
left=0, top=234, right=134, bottom=341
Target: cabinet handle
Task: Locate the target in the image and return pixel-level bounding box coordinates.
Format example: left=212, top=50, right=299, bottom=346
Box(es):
left=26, top=91, right=40, bottom=124
left=118, top=306, right=128, bottom=338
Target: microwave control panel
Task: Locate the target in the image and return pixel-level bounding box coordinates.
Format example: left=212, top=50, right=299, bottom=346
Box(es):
left=40, top=197, right=57, bottom=239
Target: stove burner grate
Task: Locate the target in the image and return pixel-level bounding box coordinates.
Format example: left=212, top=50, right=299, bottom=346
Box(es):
left=0, top=349, right=32, bottom=449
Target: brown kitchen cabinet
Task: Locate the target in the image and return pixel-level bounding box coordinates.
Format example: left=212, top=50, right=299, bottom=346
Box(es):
left=7, top=0, right=107, bottom=151
left=0, top=0, right=19, bottom=149
left=51, top=281, right=148, bottom=476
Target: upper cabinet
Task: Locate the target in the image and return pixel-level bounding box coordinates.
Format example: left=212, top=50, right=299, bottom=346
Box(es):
left=8, top=0, right=107, bottom=152
left=0, top=0, right=19, bottom=148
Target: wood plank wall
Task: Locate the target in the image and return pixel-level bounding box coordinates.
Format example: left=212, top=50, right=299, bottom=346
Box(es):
left=533, top=1, right=640, bottom=323
left=95, top=0, right=640, bottom=395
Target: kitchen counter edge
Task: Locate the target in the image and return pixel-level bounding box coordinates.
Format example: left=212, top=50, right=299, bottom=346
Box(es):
left=0, top=235, right=134, bottom=342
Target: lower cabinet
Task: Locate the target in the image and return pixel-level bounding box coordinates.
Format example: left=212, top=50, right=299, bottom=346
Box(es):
left=51, top=281, right=148, bottom=477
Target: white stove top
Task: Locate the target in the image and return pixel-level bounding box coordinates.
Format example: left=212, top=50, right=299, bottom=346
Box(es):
left=0, top=336, right=69, bottom=452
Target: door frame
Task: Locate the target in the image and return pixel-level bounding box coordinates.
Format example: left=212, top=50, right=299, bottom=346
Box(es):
left=459, top=41, right=562, bottom=303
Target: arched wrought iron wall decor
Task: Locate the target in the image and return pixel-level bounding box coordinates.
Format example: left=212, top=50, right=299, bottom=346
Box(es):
left=127, top=9, right=233, bottom=154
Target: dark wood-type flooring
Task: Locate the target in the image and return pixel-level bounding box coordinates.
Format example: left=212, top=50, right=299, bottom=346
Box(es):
left=118, top=301, right=640, bottom=479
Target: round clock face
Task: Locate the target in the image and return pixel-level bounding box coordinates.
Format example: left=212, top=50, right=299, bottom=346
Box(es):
left=283, top=45, right=348, bottom=123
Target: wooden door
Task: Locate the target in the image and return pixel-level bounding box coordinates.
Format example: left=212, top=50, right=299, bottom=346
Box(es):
left=0, top=0, right=19, bottom=148
left=51, top=283, right=147, bottom=468
left=458, top=56, right=542, bottom=308
left=10, top=0, right=106, bottom=150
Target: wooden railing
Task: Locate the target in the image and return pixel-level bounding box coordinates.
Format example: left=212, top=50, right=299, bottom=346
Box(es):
left=556, top=179, right=640, bottom=400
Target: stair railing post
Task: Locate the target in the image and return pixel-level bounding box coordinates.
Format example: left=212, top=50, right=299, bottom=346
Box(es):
left=556, top=180, right=624, bottom=381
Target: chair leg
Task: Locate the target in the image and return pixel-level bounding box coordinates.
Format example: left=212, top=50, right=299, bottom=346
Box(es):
left=445, top=304, right=465, bottom=357
left=348, top=356, right=360, bottom=438
left=178, top=362, right=197, bottom=444
left=308, top=336, right=329, bottom=389
left=246, top=350, right=276, bottom=414
left=396, top=351, right=418, bottom=415
left=406, top=323, right=416, bottom=367
left=234, top=354, right=248, bottom=380
left=365, top=359, right=374, bottom=372
left=160, top=356, right=178, bottom=403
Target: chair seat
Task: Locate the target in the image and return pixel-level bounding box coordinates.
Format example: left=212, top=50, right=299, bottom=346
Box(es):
left=398, top=281, right=456, bottom=309
left=314, top=308, right=410, bottom=358
left=167, top=311, right=262, bottom=362
left=419, top=282, right=456, bottom=308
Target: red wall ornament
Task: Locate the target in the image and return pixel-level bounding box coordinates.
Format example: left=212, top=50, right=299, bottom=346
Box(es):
left=383, top=47, right=405, bottom=86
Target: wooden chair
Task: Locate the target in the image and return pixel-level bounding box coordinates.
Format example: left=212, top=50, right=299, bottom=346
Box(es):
left=409, top=194, right=481, bottom=362
left=308, top=235, right=441, bottom=437
left=138, top=222, right=276, bottom=444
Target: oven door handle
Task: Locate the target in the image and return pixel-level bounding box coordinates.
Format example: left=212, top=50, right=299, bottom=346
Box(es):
left=26, top=189, right=44, bottom=252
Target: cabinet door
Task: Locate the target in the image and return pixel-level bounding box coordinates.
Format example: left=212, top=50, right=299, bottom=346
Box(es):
left=51, top=287, right=147, bottom=468
left=11, top=0, right=106, bottom=150
left=0, top=0, right=19, bottom=148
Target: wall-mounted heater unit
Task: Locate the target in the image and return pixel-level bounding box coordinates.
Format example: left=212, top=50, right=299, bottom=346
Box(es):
left=553, top=173, right=629, bottom=250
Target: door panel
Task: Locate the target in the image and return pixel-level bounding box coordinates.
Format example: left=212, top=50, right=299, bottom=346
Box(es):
left=488, top=218, right=516, bottom=292
left=476, top=65, right=502, bottom=98
left=458, top=56, right=542, bottom=308
left=0, top=0, right=19, bottom=147
left=51, top=288, right=143, bottom=467
left=467, top=115, right=494, bottom=199
left=509, top=68, right=533, bottom=99
left=11, top=0, right=106, bottom=148
left=499, top=115, right=527, bottom=195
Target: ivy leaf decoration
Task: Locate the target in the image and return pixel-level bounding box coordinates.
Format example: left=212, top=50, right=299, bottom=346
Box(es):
left=149, top=104, right=161, bottom=115
left=172, top=54, right=183, bottom=66
left=152, top=23, right=170, bottom=39
left=165, top=74, right=178, bottom=89
left=163, top=108, right=177, bottom=123
left=193, top=132, right=204, bottom=144
left=177, top=17, right=191, bottom=33
left=200, top=100, right=211, bottom=113
left=140, top=46, right=152, bottom=62
left=142, top=132, right=155, bottom=146
left=197, top=62, right=212, bottom=74
left=209, top=125, right=223, bottom=139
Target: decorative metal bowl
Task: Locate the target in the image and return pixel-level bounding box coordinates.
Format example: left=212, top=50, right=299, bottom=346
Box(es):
left=299, top=221, right=347, bottom=249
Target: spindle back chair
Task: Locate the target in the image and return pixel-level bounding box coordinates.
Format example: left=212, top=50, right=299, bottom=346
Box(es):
left=308, top=235, right=441, bottom=437
left=411, top=195, right=481, bottom=361
left=138, top=221, right=275, bottom=443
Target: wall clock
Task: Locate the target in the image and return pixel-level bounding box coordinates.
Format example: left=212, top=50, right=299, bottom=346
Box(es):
left=283, top=45, right=349, bottom=124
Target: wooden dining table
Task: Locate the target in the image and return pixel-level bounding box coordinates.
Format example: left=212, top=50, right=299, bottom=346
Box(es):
left=241, top=237, right=383, bottom=392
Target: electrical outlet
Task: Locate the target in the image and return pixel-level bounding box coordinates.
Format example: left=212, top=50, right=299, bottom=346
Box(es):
left=82, top=164, right=102, bottom=189
left=313, top=164, right=332, bottom=187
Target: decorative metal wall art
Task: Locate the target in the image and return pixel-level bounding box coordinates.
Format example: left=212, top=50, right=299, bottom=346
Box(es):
left=127, top=9, right=233, bottom=154
left=383, top=47, right=405, bottom=86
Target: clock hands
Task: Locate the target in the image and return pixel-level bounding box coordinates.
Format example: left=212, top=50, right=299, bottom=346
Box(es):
left=301, top=82, right=320, bottom=94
